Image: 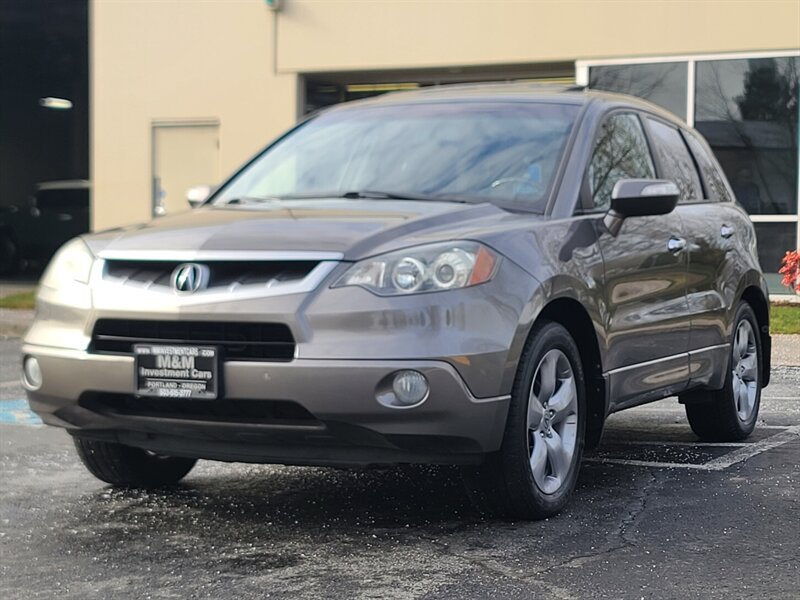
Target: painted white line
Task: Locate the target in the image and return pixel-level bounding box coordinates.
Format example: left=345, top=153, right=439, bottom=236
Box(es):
left=701, top=426, right=800, bottom=471
left=762, top=397, right=800, bottom=401
left=610, top=440, right=750, bottom=447
left=587, top=426, right=800, bottom=471
left=0, top=380, right=21, bottom=389
left=584, top=457, right=711, bottom=470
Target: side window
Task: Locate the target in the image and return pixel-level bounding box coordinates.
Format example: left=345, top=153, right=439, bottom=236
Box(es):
left=588, top=113, right=655, bottom=210
left=682, top=130, right=733, bottom=203
left=646, top=118, right=703, bottom=203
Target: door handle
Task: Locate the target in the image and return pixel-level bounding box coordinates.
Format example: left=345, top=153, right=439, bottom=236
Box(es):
left=720, top=224, right=735, bottom=239
left=56, top=213, right=73, bottom=222
left=667, top=237, right=686, bottom=253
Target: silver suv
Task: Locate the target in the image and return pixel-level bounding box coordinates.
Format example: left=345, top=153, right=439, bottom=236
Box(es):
left=22, top=85, right=770, bottom=520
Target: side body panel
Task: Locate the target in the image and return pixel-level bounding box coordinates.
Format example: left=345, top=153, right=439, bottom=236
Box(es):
left=596, top=212, right=691, bottom=409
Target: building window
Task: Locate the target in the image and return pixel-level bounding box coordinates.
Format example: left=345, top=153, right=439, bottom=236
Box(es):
left=579, top=51, right=800, bottom=293
left=694, top=57, right=798, bottom=216
left=588, top=62, right=688, bottom=120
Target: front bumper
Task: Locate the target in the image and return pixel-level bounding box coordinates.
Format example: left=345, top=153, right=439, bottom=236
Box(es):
left=23, top=344, right=510, bottom=466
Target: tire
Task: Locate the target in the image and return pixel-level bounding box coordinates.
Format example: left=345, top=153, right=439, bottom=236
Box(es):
left=462, top=321, right=587, bottom=520
left=683, top=301, right=762, bottom=442
left=0, top=234, right=18, bottom=276
left=73, top=437, right=197, bottom=487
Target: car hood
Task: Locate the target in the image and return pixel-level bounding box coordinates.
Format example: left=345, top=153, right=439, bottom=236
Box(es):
left=85, top=199, right=531, bottom=260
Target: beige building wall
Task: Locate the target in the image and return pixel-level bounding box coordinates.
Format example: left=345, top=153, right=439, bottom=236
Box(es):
left=91, top=0, right=298, bottom=229
left=91, top=0, right=800, bottom=230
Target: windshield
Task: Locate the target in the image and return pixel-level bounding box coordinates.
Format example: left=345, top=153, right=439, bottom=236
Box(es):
left=213, top=101, right=579, bottom=211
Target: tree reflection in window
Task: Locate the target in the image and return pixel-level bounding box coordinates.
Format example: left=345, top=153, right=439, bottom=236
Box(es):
left=647, top=119, right=702, bottom=203
left=695, top=57, right=799, bottom=215
left=589, top=113, right=655, bottom=210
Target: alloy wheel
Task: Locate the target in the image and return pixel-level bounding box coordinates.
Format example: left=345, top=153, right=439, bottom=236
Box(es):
left=732, top=319, right=759, bottom=421
left=526, top=349, right=579, bottom=494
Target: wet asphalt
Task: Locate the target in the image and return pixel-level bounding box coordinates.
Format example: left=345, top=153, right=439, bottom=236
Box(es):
left=1, top=339, right=798, bottom=599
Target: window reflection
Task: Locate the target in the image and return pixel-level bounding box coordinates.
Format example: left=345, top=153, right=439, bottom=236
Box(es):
left=215, top=103, right=578, bottom=212
left=695, top=57, right=799, bottom=215
left=646, top=119, right=702, bottom=203
left=589, top=62, right=688, bottom=120
left=589, top=113, right=655, bottom=210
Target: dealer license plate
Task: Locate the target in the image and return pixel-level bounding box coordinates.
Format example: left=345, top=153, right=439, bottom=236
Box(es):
left=134, top=344, right=219, bottom=399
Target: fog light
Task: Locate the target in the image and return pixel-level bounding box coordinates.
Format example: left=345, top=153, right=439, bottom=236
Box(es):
left=23, top=356, right=42, bottom=389
left=392, top=370, right=429, bottom=406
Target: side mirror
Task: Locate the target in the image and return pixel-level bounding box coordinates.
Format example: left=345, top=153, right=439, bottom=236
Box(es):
left=186, top=184, right=211, bottom=208
left=603, top=179, right=679, bottom=236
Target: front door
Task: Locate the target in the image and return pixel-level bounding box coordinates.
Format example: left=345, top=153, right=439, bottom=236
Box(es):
left=586, top=112, right=690, bottom=409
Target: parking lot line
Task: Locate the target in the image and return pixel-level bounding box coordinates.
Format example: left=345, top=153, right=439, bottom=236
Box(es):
left=616, top=440, right=750, bottom=447
left=0, top=380, right=20, bottom=389
left=587, top=425, right=800, bottom=471
left=0, top=399, right=42, bottom=425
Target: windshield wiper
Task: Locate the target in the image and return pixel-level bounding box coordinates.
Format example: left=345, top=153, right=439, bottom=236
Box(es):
left=221, top=196, right=281, bottom=205
left=339, top=190, right=474, bottom=203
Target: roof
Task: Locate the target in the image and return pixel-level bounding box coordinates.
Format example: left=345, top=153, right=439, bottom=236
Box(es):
left=329, top=81, right=687, bottom=126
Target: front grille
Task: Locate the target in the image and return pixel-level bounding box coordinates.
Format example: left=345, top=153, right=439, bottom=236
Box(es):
left=91, top=319, right=295, bottom=361
left=80, top=394, right=319, bottom=426
left=103, top=260, right=318, bottom=291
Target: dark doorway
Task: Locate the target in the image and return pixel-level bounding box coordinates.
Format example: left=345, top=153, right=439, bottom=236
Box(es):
left=0, top=0, right=89, bottom=274
left=0, top=0, right=89, bottom=209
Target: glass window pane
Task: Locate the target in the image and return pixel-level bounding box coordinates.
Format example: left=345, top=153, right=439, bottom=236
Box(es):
left=589, top=62, right=688, bottom=120
left=646, top=119, right=703, bottom=203
left=694, top=57, right=799, bottom=215
left=754, top=222, right=798, bottom=291
left=588, top=113, right=655, bottom=210
left=682, top=130, right=733, bottom=203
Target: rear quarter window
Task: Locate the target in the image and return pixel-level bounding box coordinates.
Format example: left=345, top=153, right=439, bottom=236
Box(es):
left=646, top=118, right=703, bottom=203
left=681, top=130, right=733, bottom=203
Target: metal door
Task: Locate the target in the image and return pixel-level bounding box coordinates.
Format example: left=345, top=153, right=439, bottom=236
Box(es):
left=152, top=121, right=219, bottom=217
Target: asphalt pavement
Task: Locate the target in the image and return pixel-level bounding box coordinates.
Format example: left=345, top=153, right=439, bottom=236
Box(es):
left=1, top=338, right=798, bottom=599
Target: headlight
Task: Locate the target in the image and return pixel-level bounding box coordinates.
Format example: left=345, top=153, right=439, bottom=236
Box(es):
left=40, top=238, right=94, bottom=289
left=333, top=241, right=498, bottom=296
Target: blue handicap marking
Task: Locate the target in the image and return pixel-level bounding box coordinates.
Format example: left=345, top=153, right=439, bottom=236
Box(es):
left=0, top=399, right=43, bottom=425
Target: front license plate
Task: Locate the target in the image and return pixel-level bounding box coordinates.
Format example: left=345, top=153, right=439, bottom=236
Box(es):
left=134, top=344, right=219, bottom=399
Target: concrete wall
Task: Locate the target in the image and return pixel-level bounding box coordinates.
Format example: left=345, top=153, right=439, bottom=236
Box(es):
left=91, top=0, right=800, bottom=230
left=91, top=0, right=298, bottom=229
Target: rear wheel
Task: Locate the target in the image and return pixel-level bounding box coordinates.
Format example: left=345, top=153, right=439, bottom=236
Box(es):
left=462, top=321, right=586, bottom=520
left=73, top=437, right=196, bottom=487
left=683, top=302, right=762, bottom=441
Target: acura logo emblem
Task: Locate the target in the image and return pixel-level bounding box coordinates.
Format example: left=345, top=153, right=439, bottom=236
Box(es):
left=171, top=263, right=209, bottom=294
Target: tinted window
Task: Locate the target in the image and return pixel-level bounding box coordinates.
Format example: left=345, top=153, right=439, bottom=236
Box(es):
left=214, top=102, right=579, bottom=213
left=682, top=130, right=732, bottom=203
left=646, top=119, right=703, bottom=203
left=588, top=113, right=655, bottom=210
left=589, top=62, right=688, bottom=120
left=694, top=57, right=798, bottom=215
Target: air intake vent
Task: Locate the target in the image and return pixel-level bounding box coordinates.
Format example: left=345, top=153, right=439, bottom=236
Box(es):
left=91, top=319, right=295, bottom=361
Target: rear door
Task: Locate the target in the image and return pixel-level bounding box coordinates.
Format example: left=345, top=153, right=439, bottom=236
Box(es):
left=590, top=112, right=691, bottom=409
left=676, top=127, right=752, bottom=389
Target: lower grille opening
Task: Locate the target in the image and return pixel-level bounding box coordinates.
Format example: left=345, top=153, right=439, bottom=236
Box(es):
left=91, top=319, right=296, bottom=361
left=80, top=394, right=320, bottom=427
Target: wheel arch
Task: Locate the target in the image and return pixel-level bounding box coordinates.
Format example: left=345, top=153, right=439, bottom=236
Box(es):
left=533, top=297, right=607, bottom=450
left=739, top=282, right=771, bottom=387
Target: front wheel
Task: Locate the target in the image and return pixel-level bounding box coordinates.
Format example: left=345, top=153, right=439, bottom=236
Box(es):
left=73, top=437, right=197, bottom=487
left=682, top=301, right=762, bottom=441
left=462, top=321, right=586, bottom=520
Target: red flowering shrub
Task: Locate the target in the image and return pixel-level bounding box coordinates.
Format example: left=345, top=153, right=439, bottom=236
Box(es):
left=779, top=250, right=800, bottom=293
